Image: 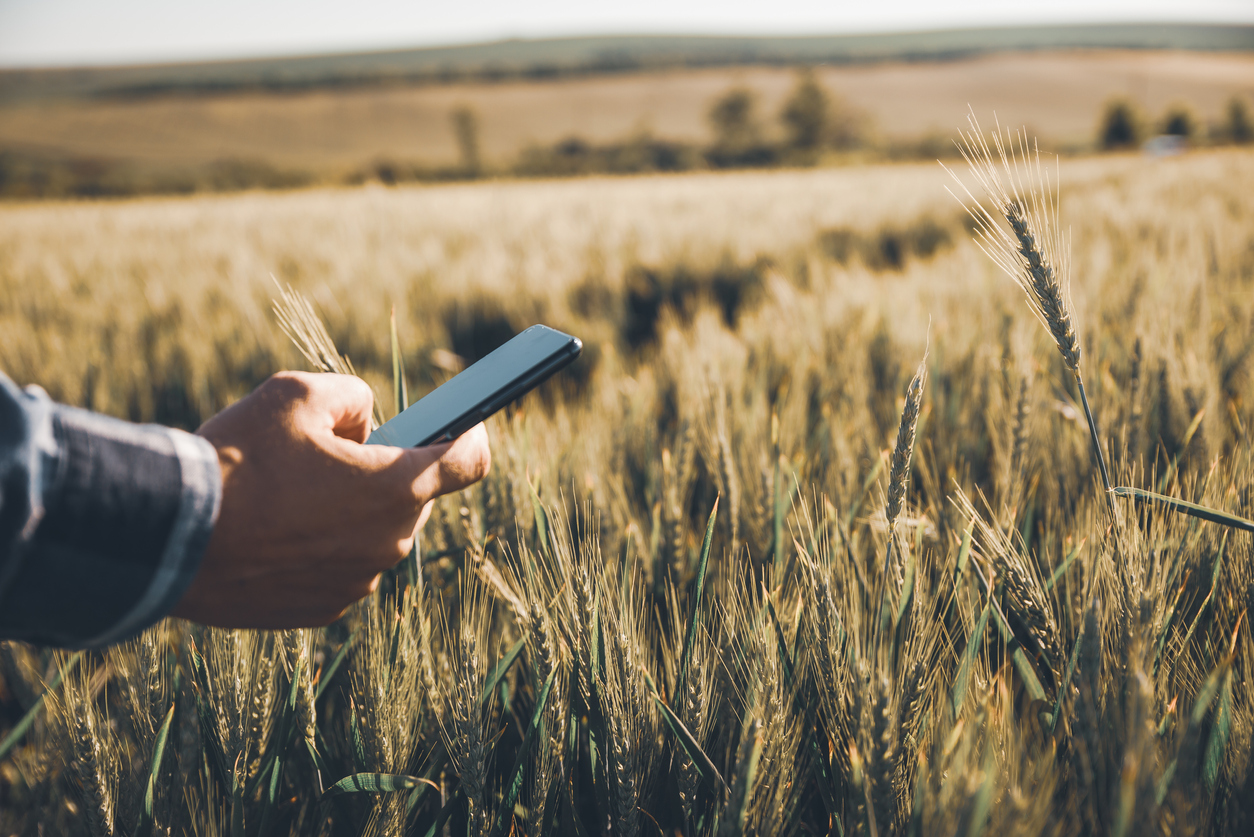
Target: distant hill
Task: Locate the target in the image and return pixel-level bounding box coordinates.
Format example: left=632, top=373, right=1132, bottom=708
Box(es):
left=1, top=23, right=1252, bottom=104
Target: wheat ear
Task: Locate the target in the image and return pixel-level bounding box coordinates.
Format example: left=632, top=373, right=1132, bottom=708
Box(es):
left=947, top=115, right=1114, bottom=503
left=875, top=354, right=927, bottom=647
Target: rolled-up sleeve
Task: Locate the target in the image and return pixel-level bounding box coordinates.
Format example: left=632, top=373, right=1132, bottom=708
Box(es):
left=0, top=372, right=221, bottom=648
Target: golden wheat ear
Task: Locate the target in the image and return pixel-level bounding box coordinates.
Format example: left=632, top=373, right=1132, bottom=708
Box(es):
left=945, top=114, right=1114, bottom=502
left=271, top=279, right=384, bottom=430
left=945, top=114, right=1080, bottom=377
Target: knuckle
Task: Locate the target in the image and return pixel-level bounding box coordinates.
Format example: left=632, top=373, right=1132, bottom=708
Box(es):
left=345, top=374, right=374, bottom=403
left=262, top=370, right=314, bottom=402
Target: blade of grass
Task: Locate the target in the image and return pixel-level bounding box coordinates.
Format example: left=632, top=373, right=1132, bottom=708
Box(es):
left=1045, top=541, right=1084, bottom=592
left=383, top=613, right=402, bottom=697
left=965, top=743, right=997, bottom=837
left=770, top=412, right=783, bottom=575
left=1179, top=532, right=1228, bottom=655
left=1049, top=595, right=1096, bottom=735
left=953, top=597, right=992, bottom=715
left=1202, top=666, right=1233, bottom=790
left=845, top=451, right=887, bottom=536
left=641, top=667, right=728, bottom=794
left=1155, top=407, right=1205, bottom=493
left=479, top=637, right=526, bottom=707
left=188, top=642, right=231, bottom=790
left=969, top=560, right=1048, bottom=702
left=134, top=701, right=176, bottom=837
left=955, top=523, right=973, bottom=582
left=390, top=304, right=408, bottom=416
left=893, top=528, right=919, bottom=638
left=677, top=497, right=719, bottom=701
left=259, top=655, right=305, bottom=837
left=527, top=473, right=554, bottom=556
left=315, top=629, right=358, bottom=701
left=406, top=759, right=445, bottom=815
left=349, top=696, right=367, bottom=772
left=421, top=791, right=463, bottom=837
left=1113, top=486, right=1254, bottom=534
left=230, top=753, right=246, bottom=837
left=0, top=651, right=80, bottom=761
left=1188, top=660, right=1227, bottom=728
left=1152, top=576, right=1190, bottom=678
left=763, top=586, right=795, bottom=689
left=486, top=668, right=557, bottom=837
left=724, top=720, right=763, bottom=837
left=323, top=772, right=423, bottom=798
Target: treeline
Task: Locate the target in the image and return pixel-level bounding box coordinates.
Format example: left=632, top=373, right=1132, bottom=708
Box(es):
left=2, top=72, right=1252, bottom=199
left=1096, top=96, right=1253, bottom=149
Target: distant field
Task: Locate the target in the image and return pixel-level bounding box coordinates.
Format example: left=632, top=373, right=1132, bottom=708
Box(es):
left=1, top=49, right=1251, bottom=175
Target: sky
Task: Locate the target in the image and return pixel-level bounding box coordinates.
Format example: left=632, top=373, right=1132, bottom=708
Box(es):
left=0, top=0, right=1251, bottom=68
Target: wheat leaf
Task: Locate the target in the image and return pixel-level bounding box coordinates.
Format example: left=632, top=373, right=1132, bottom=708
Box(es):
left=390, top=304, right=408, bottom=416
left=315, top=629, right=358, bottom=701
left=134, top=701, right=175, bottom=837
left=643, top=666, right=728, bottom=794
left=479, top=637, right=526, bottom=707
left=763, top=588, right=796, bottom=688
left=422, top=793, right=463, bottom=837
left=678, top=497, right=719, bottom=700
left=486, top=668, right=557, bottom=837
left=1203, top=667, right=1234, bottom=789
left=953, top=598, right=992, bottom=714
left=323, top=772, right=422, bottom=798
left=1113, top=486, right=1254, bottom=533
left=1045, top=541, right=1083, bottom=592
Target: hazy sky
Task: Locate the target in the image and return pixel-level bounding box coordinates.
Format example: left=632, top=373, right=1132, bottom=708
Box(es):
left=1, top=0, right=1251, bottom=68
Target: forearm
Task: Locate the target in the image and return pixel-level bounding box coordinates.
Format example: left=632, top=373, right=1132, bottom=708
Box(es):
left=0, top=372, right=221, bottom=648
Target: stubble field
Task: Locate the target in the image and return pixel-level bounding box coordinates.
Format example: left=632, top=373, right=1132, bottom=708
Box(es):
left=1, top=143, right=1253, bottom=836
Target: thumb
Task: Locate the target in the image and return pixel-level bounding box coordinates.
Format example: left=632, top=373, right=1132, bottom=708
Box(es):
left=398, top=423, right=492, bottom=503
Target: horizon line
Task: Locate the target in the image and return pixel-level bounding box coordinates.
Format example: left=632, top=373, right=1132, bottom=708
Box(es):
left=2, top=19, right=1251, bottom=72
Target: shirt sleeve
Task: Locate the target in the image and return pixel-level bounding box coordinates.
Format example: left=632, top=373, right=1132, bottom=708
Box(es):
left=0, top=371, right=221, bottom=648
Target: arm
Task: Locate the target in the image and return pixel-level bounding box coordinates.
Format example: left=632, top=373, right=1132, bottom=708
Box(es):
left=0, top=370, right=489, bottom=647
left=0, top=371, right=219, bottom=647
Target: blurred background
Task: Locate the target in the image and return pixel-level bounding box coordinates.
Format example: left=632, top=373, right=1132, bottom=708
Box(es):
left=1, top=0, right=1251, bottom=198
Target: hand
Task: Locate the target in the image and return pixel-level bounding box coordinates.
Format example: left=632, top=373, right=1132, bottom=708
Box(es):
left=171, top=371, right=490, bottom=629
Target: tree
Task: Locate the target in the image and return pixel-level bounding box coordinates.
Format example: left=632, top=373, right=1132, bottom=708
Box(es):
left=1160, top=106, right=1195, bottom=140
left=450, top=106, right=481, bottom=176
left=1097, top=99, right=1141, bottom=150
left=780, top=70, right=830, bottom=151
left=709, top=88, right=761, bottom=154
left=706, top=87, right=775, bottom=168
left=1226, top=97, right=1253, bottom=144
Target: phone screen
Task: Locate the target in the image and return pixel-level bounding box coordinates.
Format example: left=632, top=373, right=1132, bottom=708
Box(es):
left=366, top=324, right=582, bottom=448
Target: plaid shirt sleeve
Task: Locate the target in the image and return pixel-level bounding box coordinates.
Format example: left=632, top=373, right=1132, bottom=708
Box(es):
left=0, top=372, right=221, bottom=648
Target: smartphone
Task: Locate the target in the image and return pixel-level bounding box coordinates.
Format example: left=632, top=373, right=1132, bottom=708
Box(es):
left=366, top=324, right=582, bottom=448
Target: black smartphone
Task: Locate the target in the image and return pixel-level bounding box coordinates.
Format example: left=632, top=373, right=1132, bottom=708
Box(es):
left=366, top=324, right=582, bottom=448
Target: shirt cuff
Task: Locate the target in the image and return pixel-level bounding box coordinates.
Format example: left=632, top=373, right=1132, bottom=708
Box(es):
left=0, top=398, right=222, bottom=649
left=82, top=427, right=221, bottom=647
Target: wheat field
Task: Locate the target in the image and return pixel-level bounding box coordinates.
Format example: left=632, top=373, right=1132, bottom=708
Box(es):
left=1, top=140, right=1253, bottom=836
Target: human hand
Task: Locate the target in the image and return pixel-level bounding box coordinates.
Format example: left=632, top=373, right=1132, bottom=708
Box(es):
left=171, top=371, right=490, bottom=629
